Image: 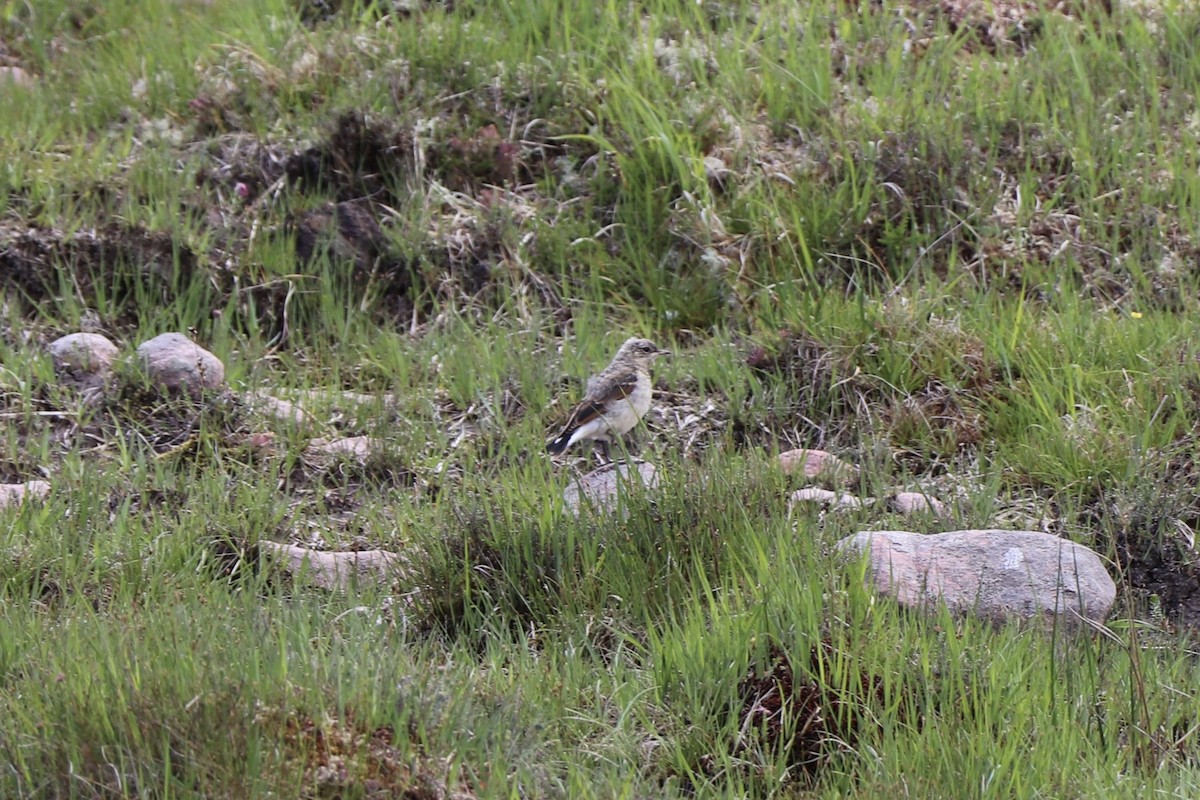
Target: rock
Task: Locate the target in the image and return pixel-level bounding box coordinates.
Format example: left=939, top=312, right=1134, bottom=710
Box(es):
left=259, top=541, right=404, bottom=591
left=244, top=391, right=309, bottom=424
left=235, top=431, right=281, bottom=459
left=563, top=460, right=658, bottom=515
left=888, top=491, right=949, bottom=518
left=48, top=332, right=119, bottom=389
left=136, top=333, right=225, bottom=396
left=0, top=481, right=50, bottom=509
left=244, top=388, right=394, bottom=426
left=304, top=436, right=378, bottom=463
left=788, top=487, right=864, bottom=511
left=244, top=431, right=277, bottom=450
left=0, top=66, right=33, bottom=89
left=778, top=448, right=858, bottom=486
left=704, top=155, right=731, bottom=188
left=288, top=388, right=395, bottom=407
left=837, top=529, right=1116, bottom=626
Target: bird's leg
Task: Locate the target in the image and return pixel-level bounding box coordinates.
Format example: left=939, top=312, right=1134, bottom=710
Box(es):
left=621, top=428, right=640, bottom=457
left=598, top=439, right=613, bottom=465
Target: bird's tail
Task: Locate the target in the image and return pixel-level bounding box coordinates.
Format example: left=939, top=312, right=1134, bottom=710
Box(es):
left=546, top=429, right=575, bottom=455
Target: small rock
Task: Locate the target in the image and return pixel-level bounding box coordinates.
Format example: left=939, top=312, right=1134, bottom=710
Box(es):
left=48, top=332, right=119, bottom=389
left=778, top=448, right=859, bottom=486
left=245, top=431, right=276, bottom=449
left=136, top=333, right=225, bottom=397
left=703, top=155, right=731, bottom=188
left=289, top=388, right=395, bottom=408
left=0, top=481, right=51, bottom=509
left=0, top=66, right=33, bottom=89
left=789, top=487, right=864, bottom=510
left=259, top=541, right=404, bottom=591
left=304, top=436, right=378, bottom=463
left=888, top=491, right=949, bottom=518
left=234, top=431, right=281, bottom=459
left=244, top=391, right=309, bottom=425
left=837, top=529, right=1116, bottom=626
left=245, top=388, right=393, bottom=426
left=563, top=460, right=658, bottom=515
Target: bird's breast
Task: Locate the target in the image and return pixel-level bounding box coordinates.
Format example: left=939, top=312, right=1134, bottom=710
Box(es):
left=600, top=375, right=651, bottom=435
left=626, top=377, right=652, bottom=417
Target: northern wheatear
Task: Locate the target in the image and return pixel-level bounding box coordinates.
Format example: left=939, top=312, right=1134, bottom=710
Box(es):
left=546, top=337, right=669, bottom=461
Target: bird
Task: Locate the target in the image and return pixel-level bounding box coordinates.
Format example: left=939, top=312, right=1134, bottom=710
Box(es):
left=546, top=337, right=670, bottom=461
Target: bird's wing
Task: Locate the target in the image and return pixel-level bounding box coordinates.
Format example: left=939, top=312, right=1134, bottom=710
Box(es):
left=561, top=371, right=640, bottom=431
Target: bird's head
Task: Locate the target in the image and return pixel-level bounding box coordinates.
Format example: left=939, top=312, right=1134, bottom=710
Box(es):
left=617, top=337, right=670, bottom=366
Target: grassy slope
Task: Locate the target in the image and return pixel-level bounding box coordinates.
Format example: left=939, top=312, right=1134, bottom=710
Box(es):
left=2, top=0, right=1200, bottom=796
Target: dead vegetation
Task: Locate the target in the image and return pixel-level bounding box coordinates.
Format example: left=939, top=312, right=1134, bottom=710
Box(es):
left=726, top=641, right=888, bottom=784
left=256, top=706, right=476, bottom=800
left=1082, top=456, right=1200, bottom=628
left=1, top=18, right=1186, bottom=336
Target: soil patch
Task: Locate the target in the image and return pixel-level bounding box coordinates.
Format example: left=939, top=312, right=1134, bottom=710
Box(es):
left=0, top=222, right=198, bottom=312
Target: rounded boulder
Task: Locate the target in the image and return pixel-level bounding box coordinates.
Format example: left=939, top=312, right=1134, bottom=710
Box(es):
left=837, top=529, right=1116, bottom=626
left=136, top=333, right=225, bottom=396
left=49, top=332, right=120, bottom=389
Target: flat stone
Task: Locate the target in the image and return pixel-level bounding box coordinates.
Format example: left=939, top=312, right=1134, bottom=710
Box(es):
left=136, top=333, right=225, bottom=396
left=287, top=388, right=395, bottom=407
left=0, top=66, right=33, bottom=89
left=837, top=529, right=1116, bottom=626
left=245, top=388, right=393, bottom=426
left=0, top=481, right=50, bottom=509
left=888, top=491, right=949, bottom=518
left=259, top=541, right=404, bottom=591
left=48, top=332, right=119, bottom=389
left=244, top=391, right=309, bottom=424
left=789, top=487, right=864, bottom=510
left=778, top=448, right=858, bottom=486
left=563, top=460, right=658, bottom=515
left=304, top=436, right=378, bottom=463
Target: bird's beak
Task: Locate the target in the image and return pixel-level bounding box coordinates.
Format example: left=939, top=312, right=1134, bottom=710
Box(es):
left=657, top=346, right=672, bottom=356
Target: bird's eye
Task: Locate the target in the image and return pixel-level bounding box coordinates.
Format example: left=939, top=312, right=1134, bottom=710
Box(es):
left=640, top=343, right=654, bottom=352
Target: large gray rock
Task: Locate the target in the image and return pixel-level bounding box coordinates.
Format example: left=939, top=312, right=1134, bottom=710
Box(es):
left=563, top=461, right=658, bottom=515
left=49, top=332, right=120, bottom=389
left=136, top=333, right=225, bottom=396
left=837, top=529, right=1116, bottom=625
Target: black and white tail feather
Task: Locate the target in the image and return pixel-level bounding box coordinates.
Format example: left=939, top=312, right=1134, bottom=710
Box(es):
left=545, top=428, right=578, bottom=455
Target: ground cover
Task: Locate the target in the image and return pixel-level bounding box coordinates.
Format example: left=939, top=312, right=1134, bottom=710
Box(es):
left=3, top=0, right=1200, bottom=796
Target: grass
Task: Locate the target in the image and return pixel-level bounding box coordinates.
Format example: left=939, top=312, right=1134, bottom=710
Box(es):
left=3, top=0, right=1200, bottom=796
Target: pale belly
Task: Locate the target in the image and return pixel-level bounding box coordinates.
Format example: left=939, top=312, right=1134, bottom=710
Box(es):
left=598, top=379, right=651, bottom=438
